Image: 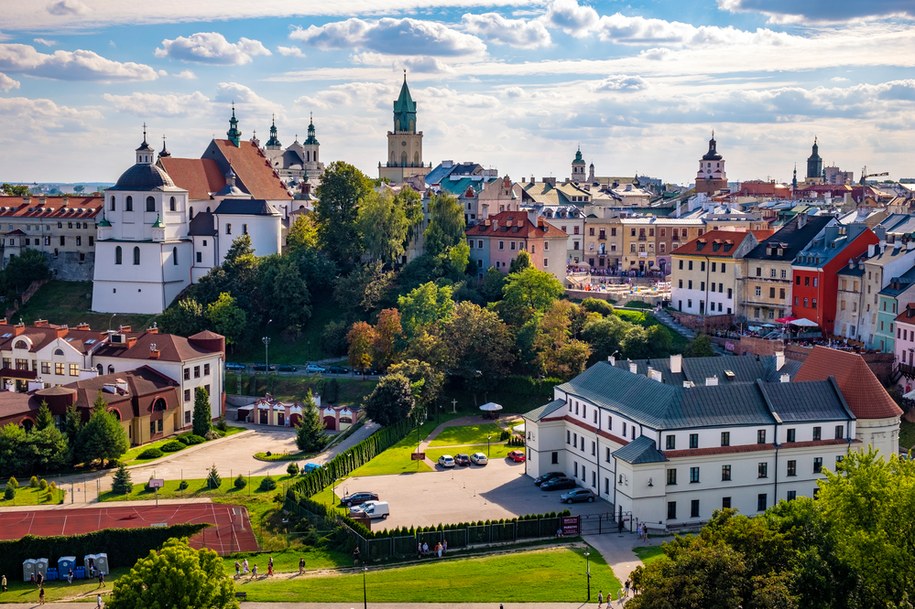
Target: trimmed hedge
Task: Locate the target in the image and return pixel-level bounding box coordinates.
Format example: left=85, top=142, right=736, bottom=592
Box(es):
left=0, top=524, right=206, bottom=577
left=178, top=434, right=206, bottom=445
left=160, top=441, right=185, bottom=453
left=137, top=447, right=163, bottom=459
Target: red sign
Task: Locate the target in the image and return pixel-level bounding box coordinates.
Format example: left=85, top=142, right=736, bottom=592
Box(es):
left=411, top=452, right=426, bottom=461
left=561, top=515, right=580, bottom=536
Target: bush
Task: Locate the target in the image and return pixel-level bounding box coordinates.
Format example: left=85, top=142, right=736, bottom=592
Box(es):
left=178, top=480, right=189, bottom=491
left=287, top=462, right=300, bottom=476
left=214, top=417, right=228, bottom=432
left=258, top=477, right=277, bottom=492
left=234, top=474, right=247, bottom=490
left=7, top=477, right=18, bottom=490
left=39, top=479, right=48, bottom=491
left=138, top=447, right=164, bottom=459
left=581, top=297, right=614, bottom=316
left=160, top=441, right=185, bottom=453
left=3, top=486, right=14, bottom=500
left=111, top=464, right=132, bottom=495
left=499, top=430, right=510, bottom=441
left=205, top=430, right=222, bottom=441
left=206, top=465, right=221, bottom=489
left=178, top=434, right=205, bottom=445
left=30, top=475, right=39, bottom=488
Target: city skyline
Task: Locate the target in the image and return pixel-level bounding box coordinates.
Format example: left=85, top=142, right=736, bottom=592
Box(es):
left=1, top=0, right=914, bottom=184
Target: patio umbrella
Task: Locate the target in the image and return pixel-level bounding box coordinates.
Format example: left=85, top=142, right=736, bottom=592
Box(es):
left=789, top=318, right=819, bottom=327
left=479, top=402, right=503, bottom=412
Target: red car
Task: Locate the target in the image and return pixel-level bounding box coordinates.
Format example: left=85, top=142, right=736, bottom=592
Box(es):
left=507, top=450, right=526, bottom=462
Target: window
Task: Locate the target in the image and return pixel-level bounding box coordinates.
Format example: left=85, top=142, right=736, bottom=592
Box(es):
left=689, top=433, right=698, bottom=449
left=133, top=246, right=140, bottom=265
left=720, top=431, right=730, bottom=446
left=184, top=389, right=191, bottom=402
left=551, top=452, right=558, bottom=464
left=110, top=196, right=116, bottom=211
left=226, top=223, right=232, bottom=235
left=125, top=196, right=133, bottom=211
left=667, top=501, right=677, bottom=520
left=204, top=364, right=210, bottom=376
left=184, top=368, right=190, bottom=381
left=835, top=425, right=844, bottom=440
left=722, top=496, right=732, bottom=509
left=755, top=286, right=761, bottom=297
left=758, top=462, right=768, bottom=478
left=591, top=441, right=596, bottom=456
left=115, top=246, right=122, bottom=265
left=721, top=465, right=731, bottom=481
left=623, top=422, right=628, bottom=436
left=173, top=247, right=178, bottom=265
left=813, top=457, right=823, bottom=473
left=688, top=260, right=693, bottom=271
left=666, top=435, right=676, bottom=450
left=787, top=490, right=797, bottom=501
left=55, top=362, right=64, bottom=375
left=146, top=196, right=155, bottom=212
left=678, top=260, right=683, bottom=270
left=757, top=429, right=766, bottom=444
left=689, top=467, right=700, bottom=483
left=243, top=224, right=248, bottom=235
left=690, top=499, right=700, bottom=518
left=757, top=493, right=767, bottom=512
left=813, top=426, right=821, bottom=441
left=196, top=252, right=202, bottom=263
left=193, top=366, right=200, bottom=378
left=787, top=460, right=797, bottom=476
left=786, top=428, right=796, bottom=443
left=185, top=410, right=192, bottom=425
left=566, top=430, right=570, bottom=444
left=69, top=363, right=79, bottom=376
left=60, top=236, right=65, bottom=246
left=41, top=362, right=50, bottom=374
left=666, top=469, right=677, bottom=485
left=169, top=197, right=176, bottom=212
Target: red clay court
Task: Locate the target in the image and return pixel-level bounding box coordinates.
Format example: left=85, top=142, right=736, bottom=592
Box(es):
left=0, top=503, right=258, bottom=554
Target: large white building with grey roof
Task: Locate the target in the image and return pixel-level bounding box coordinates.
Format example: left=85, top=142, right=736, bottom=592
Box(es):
left=523, top=350, right=896, bottom=531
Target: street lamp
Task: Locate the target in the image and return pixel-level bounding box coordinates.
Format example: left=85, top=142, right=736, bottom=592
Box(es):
left=362, top=565, right=368, bottom=609
left=584, top=550, right=591, bottom=602
left=262, top=319, right=272, bottom=392
left=487, top=434, right=491, bottom=458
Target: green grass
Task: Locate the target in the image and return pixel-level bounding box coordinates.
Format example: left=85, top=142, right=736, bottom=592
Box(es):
left=0, top=485, right=65, bottom=505
left=425, top=443, right=516, bottom=461
left=98, top=473, right=297, bottom=503
left=900, top=419, right=915, bottom=452
left=428, top=422, right=505, bottom=446
left=347, top=419, right=451, bottom=477
left=254, top=450, right=306, bottom=462
left=633, top=545, right=664, bottom=565
left=0, top=567, right=129, bottom=603
left=235, top=545, right=619, bottom=602
left=231, top=298, right=339, bottom=364
left=13, top=280, right=156, bottom=330
left=222, top=547, right=350, bottom=576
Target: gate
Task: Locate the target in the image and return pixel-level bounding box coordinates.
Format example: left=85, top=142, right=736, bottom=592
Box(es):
left=579, top=511, right=616, bottom=535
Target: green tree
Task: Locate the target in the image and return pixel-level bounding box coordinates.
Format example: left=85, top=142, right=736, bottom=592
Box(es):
left=358, top=189, right=409, bottom=267
left=63, top=403, right=82, bottom=445
left=497, top=266, right=564, bottom=325
left=192, top=386, right=211, bottom=437
left=0, top=423, right=27, bottom=476
left=3, top=249, right=51, bottom=299
left=206, top=292, right=247, bottom=346
left=107, top=538, right=237, bottom=609
left=441, top=301, right=515, bottom=394
left=397, top=187, right=424, bottom=243
left=206, top=465, right=221, bottom=489
left=0, top=183, right=29, bottom=196
left=23, top=425, right=69, bottom=473
left=158, top=297, right=206, bottom=337
left=397, top=281, right=454, bottom=338
left=581, top=297, right=614, bottom=316
left=111, top=464, right=132, bottom=495
left=295, top=391, right=327, bottom=452
left=257, top=255, right=311, bottom=329
left=73, top=393, right=129, bottom=466
left=509, top=250, right=532, bottom=274
left=363, top=373, right=415, bottom=426
left=534, top=300, right=592, bottom=378
left=285, top=213, right=320, bottom=252
left=685, top=334, right=715, bottom=357
left=333, top=261, right=395, bottom=314
left=388, top=359, right=444, bottom=414
left=35, top=401, right=53, bottom=430
left=315, top=161, right=373, bottom=269
left=347, top=321, right=378, bottom=373
left=424, top=193, right=465, bottom=258
left=581, top=315, right=626, bottom=362
left=480, top=267, right=506, bottom=303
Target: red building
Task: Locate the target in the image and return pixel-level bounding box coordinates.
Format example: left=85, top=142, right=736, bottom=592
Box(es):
left=791, top=224, right=878, bottom=334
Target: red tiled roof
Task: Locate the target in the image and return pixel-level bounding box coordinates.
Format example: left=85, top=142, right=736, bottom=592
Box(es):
left=208, top=140, right=291, bottom=201
left=0, top=196, right=102, bottom=219
left=895, top=303, right=915, bottom=324
left=465, top=210, right=567, bottom=239
left=69, top=366, right=180, bottom=421
left=157, top=157, right=224, bottom=200
left=93, top=330, right=221, bottom=362
left=795, top=346, right=902, bottom=419
left=671, top=230, right=753, bottom=257
left=0, top=324, right=109, bottom=354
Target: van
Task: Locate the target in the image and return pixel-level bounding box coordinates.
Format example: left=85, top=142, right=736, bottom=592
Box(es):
left=349, top=500, right=390, bottom=519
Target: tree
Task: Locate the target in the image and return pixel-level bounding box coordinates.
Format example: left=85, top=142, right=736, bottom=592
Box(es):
left=73, top=393, right=129, bottom=466
left=158, top=297, right=206, bottom=337
left=0, top=423, right=27, bottom=476
left=3, top=249, right=51, bottom=300
left=441, top=301, right=515, bottom=393
left=257, top=255, right=311, bottom=330
left=347, top=321, right=378, bottom=373
left=0, top=183, right=29, bottom=197
left=534, top=300, right=592, bottom=378
left=685, top=334, right=715, bottom=357
left=581, top=315, right=626, bottom=362
left=424, top=193, right=465, bottom=258
left=285, top=213, right=320, bottom=252
left=397, top=281, right=454, bottom=338
left=497, top=266, right=564, bottom=325
left=63, top=403, right=82, bottom=445
left=111, top=464, right=132, bottom=495
left=295, top=391, right=327, bottom=452
left=193, top=386, right=211, bottom=437
left=333, top=262, right=394, bottom=314
left=35, top=401, right=53, bottom=430
left=206, top=292, right=247, bottom=346
left=373, top=308, right=403, bottom=370
left=206, top=465, right=221, bottom=489
left=358, top=189, right=409, bottom=267
left=388, top=359, right=444, bottom=414
left=363, top=373, right=415, bottom=426
left=397, top=187, right=424, bottom=243
left=509, top=250, right=532, bottom=274
left=399, top=329, right=449, bottom=372
left=107, top=538, right=237, bottom=609
left=315, top=161, right=373, bottom=269
left=23, top=425, right=69, bottom=473
left=480, top=267, right=506, bottom=303
left=581, top=297, right=614, bottom=317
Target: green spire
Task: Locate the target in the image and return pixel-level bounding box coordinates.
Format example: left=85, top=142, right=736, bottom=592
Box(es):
left=393, top=70, right=417, bottom=133
left=227, top=103, right=241, bottom=147
left=152, top=215, right=165, bottom=229
left=265, top=114, right=281, bottom=147
left=573, top=146, right=584, bottom=164
left=304, top=112, right=319, bottom=145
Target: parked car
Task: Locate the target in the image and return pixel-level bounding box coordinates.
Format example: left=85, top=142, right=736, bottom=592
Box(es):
left=277, top=365, right=298, bottom=372
left=304, top=364, right=326, bottom=374
left=454, top=453, right=471, bottom=467
left=535, top=471, right=566, bottom=486
left=470, top=452, right=488, bottom=466
left=225, top=362, right=246, bottom=371
left=302, top=462, right=322, bottom=473
left=326, top=365, right=350, bottom=374
left=507, top=450, right=526, bottom=463
left=341, top=492, right=379, bottom=507
left=560, top=488, right=596, bottom=503
left=349, top=500, right=389, bottom=519
left=540, top=476, right=576, bottom=491
left=437, top=455, right=456, bottom=468
left=252, top=364, right=277, bottom=372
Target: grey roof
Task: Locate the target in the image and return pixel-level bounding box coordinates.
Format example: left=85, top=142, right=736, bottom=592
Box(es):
left=795, top=224, right=871, bottom=269
left=614, top=354, right=800, bottom=386
left=213, top=199, right=280, bottom=216
left=523, top=399, right=566, bottom=422
left=666, top=382, right=776, bottom=428
left=759, top=379, right=854, bottom=423
left=613, top=435, right=666, bottom=464
left=879, top=265, right=915, bottom=297
left=109, top=163, right=180, bottom=192
left=744, top=215, right=834, bottom=261
left=878, top=213, right=915, bottom=236
left=188, top=211, right=216, bottom=236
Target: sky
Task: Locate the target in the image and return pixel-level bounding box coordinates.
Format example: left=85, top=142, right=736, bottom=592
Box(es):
left=1, top=0, right=914, bottom=186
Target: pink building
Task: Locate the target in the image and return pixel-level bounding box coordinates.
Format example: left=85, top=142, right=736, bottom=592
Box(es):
left=895, top=303, right=915, bottom=394
left=466, top=210, right=568, bottom=283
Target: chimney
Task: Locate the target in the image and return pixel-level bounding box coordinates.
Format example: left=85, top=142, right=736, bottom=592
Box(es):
left=126, top=336, right=137, bottom=348
left=629, top=361, right=638, bottom=375
left=780, top=373, right=790, bottom=383
left=648, top=368, right=663, bottom=383
left=149, top=348, right=160, bottom=360
left=55, top=325, right=69, bottom=338
left=670, top=353, right=683, bottom=374
left=34, top=319, right=49, bottom=327
left=115, top=378, right=129, bottom=394
left=75, top=323, right=91, bottom=331
left=705, top=376, right=719, bottom=386
left=608, top=354, right=616, bottom=366
left=118, top=325, right=132, bottom=333
left=13, top=324, right=25, bottom=336
left=146, top=325, right=159, bottom=335
left=867, top=243, right=876, bottom=257
left=775, top=350, right=785, bottom=371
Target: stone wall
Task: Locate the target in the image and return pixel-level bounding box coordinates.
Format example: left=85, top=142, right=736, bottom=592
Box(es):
left=49, top=252, right=94, bottom=281
left=670, top=311, right=734, bottom=331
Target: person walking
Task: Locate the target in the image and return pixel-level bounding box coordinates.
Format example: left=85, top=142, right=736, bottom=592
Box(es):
left=38, top=586, right=45, bottom=605
left=251, top=564, right=258, bottom=580
left=96, top=593, right=103, bottom=609
left=598, top=590, right=604, bottom=608
left=624, top=579, right=631, bottom=598
left=67, top=569, right=73, bottom=584
left=267, top=556, right=274, bottom=576
left=298, top=557, right=305, bottom=575
left=1, top=574, right=6, bottom=592
left=242, top=559, right=249, bottom=576
left=234, top=561, right=240, bottom=579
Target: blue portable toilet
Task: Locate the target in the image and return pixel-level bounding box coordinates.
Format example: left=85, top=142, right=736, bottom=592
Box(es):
left=74, top=566, right=86, bottom=580
left=58, top=556, right=76, bottom=579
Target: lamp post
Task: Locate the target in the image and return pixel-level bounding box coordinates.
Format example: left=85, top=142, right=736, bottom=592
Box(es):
left=487, top=434, right=491, bottom=458
left=362, top=565, right=368, bottom=609
left=584, top=550, right=591, bottom=602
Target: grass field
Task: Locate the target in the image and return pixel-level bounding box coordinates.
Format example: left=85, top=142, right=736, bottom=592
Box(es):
left=98, top=473, right=298, bottom=502
left=428, top=422, right=504, bottom=446
left=0, top=485, right=65, bottom=506
left=633, top=545, right=664, bottom=565
left=425, top=443, right=516, bottom=462
left=0, top=568, right=129, bottom=603
left=13, top=280, right=156, bottom=330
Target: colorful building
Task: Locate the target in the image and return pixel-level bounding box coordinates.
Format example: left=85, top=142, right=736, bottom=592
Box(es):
left=466, top=210, right=568, bottom=282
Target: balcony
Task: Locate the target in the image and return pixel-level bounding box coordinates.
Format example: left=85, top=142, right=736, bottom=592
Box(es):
left=899, top=363, right=915, bottom=379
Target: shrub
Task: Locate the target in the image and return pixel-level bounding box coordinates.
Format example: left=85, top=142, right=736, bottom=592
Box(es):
left=265, top=451, right=272, bottom=457
left=178, top=434, right=205, bottom=445
left=205, top=430, right=222, bottom=441
left=214, top=417, right=228, bottom=432
left=111, top=464, right=132, bottom=495
left=258, top=477, right=277, bottom=492
left=581, top=297, right=614, bottom=316
left=30, top=475, right=39, bottom=488
left=39, top=479, right=48, bottom=491
left=3, top=487, right=14, bottom=500
left=138, top=447, right=164, bottom=459
left=287, top=462, right=300, bottom=476
left=160, top=441, right=185, bottom=453
left=234, top=474, right=247, bottom=490
left=499, top=430, right=510, bottom=441
left=178, top=480, right=189, bottom=491
left=7, top=477, right=18, bottom=490
left=206, top=465, right=221, bottom=489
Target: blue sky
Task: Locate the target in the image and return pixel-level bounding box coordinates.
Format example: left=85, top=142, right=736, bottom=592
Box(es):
left=1, top=0, right=914, bottom=185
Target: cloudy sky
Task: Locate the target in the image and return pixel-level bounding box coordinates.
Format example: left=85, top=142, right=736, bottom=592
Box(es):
left=1, top=0, right=914, bottom=186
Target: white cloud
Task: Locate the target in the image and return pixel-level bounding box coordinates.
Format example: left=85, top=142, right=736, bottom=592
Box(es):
left=503, top=86, right=524, bottom=98
left=718, top=0, right=915, bottom=23
left=33, top=38, right=56, bottom=47
left=461, top=12, right=552, bottom=49
left=290, top=17, right=486, bottom=56
left=174, top=69, right=197, bottom=80
left=0, top=96, right=101, bottom=136
left=295, top=81, right=393, bottom=110
left=103, top=91, right=210, bottom=117
left=351, top=52, right=455, bottom=74
left=0, top=43, right=158, bottom=81
left=593, top=74, right=647, bottom=92
left=544, top=0, right=600, bottom=36
left=423, top=86, right=501, bottom=109
left=155, top=32, right=271, bottom=65
left=0, top=73, right=20, bottom=91
left=214, top=82, right=280, bottom=115
left=46, top=0, right=88, bottom=16
left=277, top=45, right=304, bottom=57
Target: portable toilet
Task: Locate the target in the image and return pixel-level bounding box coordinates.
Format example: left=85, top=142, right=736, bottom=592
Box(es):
left=35, top=558, right=49, bottom=580
left=23, top=559, right=37, bottom=582
left=73, top=565, right=86, bottom=580
left=46, top=567, right=58, bottom=582
left=83, top=554, right=97, bottom=576
left=93, top=553, right=109, bottom=575
left=58, top=556, right=76, bottom=579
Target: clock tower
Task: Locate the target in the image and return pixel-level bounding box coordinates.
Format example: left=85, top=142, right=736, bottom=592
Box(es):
left=379, top=72, right=430, bottom=183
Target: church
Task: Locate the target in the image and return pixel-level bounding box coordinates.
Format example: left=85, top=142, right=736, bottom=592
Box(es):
left=379, top=73, right=431, bottom=184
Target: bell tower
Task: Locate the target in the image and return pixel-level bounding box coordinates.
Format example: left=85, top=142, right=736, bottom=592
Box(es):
left=694, top=132, right=728, bottom=194
left=380, top=71, right=429, bottom=183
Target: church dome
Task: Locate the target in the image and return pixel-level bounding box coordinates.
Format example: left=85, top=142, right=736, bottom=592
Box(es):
left=111, top=163, right=176, bottom=191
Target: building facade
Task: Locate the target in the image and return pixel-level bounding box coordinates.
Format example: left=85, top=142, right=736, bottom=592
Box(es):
left=466, top=210, right=568, bottom=282
left=671, top=231, right=760, bottom=316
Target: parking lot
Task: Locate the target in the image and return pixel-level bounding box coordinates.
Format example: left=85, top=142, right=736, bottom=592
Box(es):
left=334, top=457, right=611, bottom=530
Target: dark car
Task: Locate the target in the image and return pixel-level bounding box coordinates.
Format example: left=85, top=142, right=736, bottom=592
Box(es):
left=535, top=471, right=566, bottom=486
left=454, top=453, right=471, bottom=466
left=252, top=364, right=277, bottom=372
left=225, top=362, right=246, bottom=371
left=326, top=365, right=350, bottom=374
left=540, top=476, right=576, bottom=491
left=341, top=491, right=380, bottom=507
left=560, top=488, right=596, bottom=503
left=277, top=365, right=298, bottom=372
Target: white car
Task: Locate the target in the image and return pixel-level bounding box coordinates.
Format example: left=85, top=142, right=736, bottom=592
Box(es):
left=437, top=455, right=455, bottom=468
left=470, top=452, right=488, bottom=466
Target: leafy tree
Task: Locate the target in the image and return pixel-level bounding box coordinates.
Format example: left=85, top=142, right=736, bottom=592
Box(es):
left=347, top=321, right=378, bottom=373
left=497, top=266, right=564, bottom=325
left=315, top=161, right=373, bottom=269
left=581, top=315, right=626, bottom=362
left=333, top=261, right=395, bottom=314
left=107, top=538, right=238, bottom=609
left=295, top=391, right=327, bottom=452
left=480, top=267, right=506, bottom=302
left=358, top=189, right=409, bottom=267
left=206, top=465, right=221, bottom=489
left=424, top=193, right=465, bottom=258
left=685, top=334, right=715, bottom=357
left=388, top=359, right=444, bottom=413
left=257, top=255, right=310, bottom=329
left=63, top=403, right=82, bottom=445
left=373, top=308, right=403, bottom=370
left=581, top=297, right=614, bottom=316
left=24, top=425, right=69, bottom=473
left=158, top=297, right=206, bottom=337
left=289, top=240, right=338, bottom=292
left=3, top=249, right=51, bottom=300
left=363, top=373, right=415, bottom=426
left=534, top=300, right=592, bottom=378
left=509, top=250, right=532, bottom=274
left=397, top=187, right=425, bottom=243
left=193, top=386, right=211, bottom=437
left=206, top=292, right=247, bottom=346
left=35, top=401, right=53, bottom=430
left=0, top=183, right=29, bottom=196
left=440, top=301, right=515, bottom=394
left=399, top=329, right=449, bottom=373
left=234, top=474, right=247, bottom=489
left=397, top=281, right=454, bottom=338
left=73, top=393, right=128, bottom=466
left=0, top=423, right=27, bottom=476
left=7, top=476, right=18, bottom=489
left=320, top=320, right=350, bottom=357
left=285, top=213, right=320, bottom=252
left=111, top=464, right=132, bottom=495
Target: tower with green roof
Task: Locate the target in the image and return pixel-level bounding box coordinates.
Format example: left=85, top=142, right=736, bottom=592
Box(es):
left=571, top=146, right=586, bottom=183
left=380, top=71, right=429, bottom=183
left=226, top=104, right=241, bottom=147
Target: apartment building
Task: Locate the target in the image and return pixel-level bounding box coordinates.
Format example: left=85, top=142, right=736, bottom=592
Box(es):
left=671, top=231, right=760, bottom=316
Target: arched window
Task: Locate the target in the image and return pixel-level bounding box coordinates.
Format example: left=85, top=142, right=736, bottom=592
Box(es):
left=173, top=247, right=178, bottom=265
left=54, top=348, right=64, bottom=356
left=110, top=196, right=116, bottom=211
left=107, top=365, right=115, bottom=374
left=152, top=398, right=167, bottom=412
left=133, top=246, right=140, bottom=265
left=146, top=196, right=155, bottom=212
left=169, top=197, right=176, bottom=212
left=14, top=340, right=27, bottom=350
left=401, top=152, right=407, bottom=166
left=125, top=196, right=133, bottom=211
left=109, top=409, right=121, bottom=421
left=115, top=246, right=122, bottom=265
left=96, top=364, right=103, bottom=375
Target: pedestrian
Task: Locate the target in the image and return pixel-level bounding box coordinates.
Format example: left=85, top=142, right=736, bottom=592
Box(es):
left=39, top=586, right=45, bottom=605
left=598, top=590, right=604, bottom=608
left=1, top=573, right=6, bottom=592
left=417, top=542, right=423, bottom=558
left=267, top=556, right=274, bottom=576
left=96, top=593, right=103, bottom=609
left=67, top=569, right=73, bottom=584
left=37, top=571, right=44, bottom=587
left=99, top=572, right=105, bottom=587
left=422, top=541, right=429, bottom=555
left=298, top=557, right=305, bottom=575
left=243, top=559, right=249, bottom=575
left=442, top=539, right=447, bottom=554
left=234, top=561, right=240, bottom=579
left=435, top=542, right=442, bottom=558
left=353, top=545, right=361, bottom=566
left=251, top=564, right=258, bottom=579
left=624, top=579, right=630, bottom=598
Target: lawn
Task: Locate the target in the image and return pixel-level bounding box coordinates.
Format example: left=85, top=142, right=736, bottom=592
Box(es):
left=900, top=419, right=915, bottom=452
left=222, top=546, right=350, bottom=576
left=121, top=426, right=247, bottom=466
left=0, top=485, right=65, bottom=506
left=235, top=545, right=619, bottom=603
left=98, top=473, right=298, bottom=503
left=13, top=280, right=156, bottom=330
left=231, top=298, right=339, bottom=364
left=0, top=567, right=129, bottom=603
left=428, top=422, right=504, bottom=446
left=633, top=545, right=665, bottom=565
